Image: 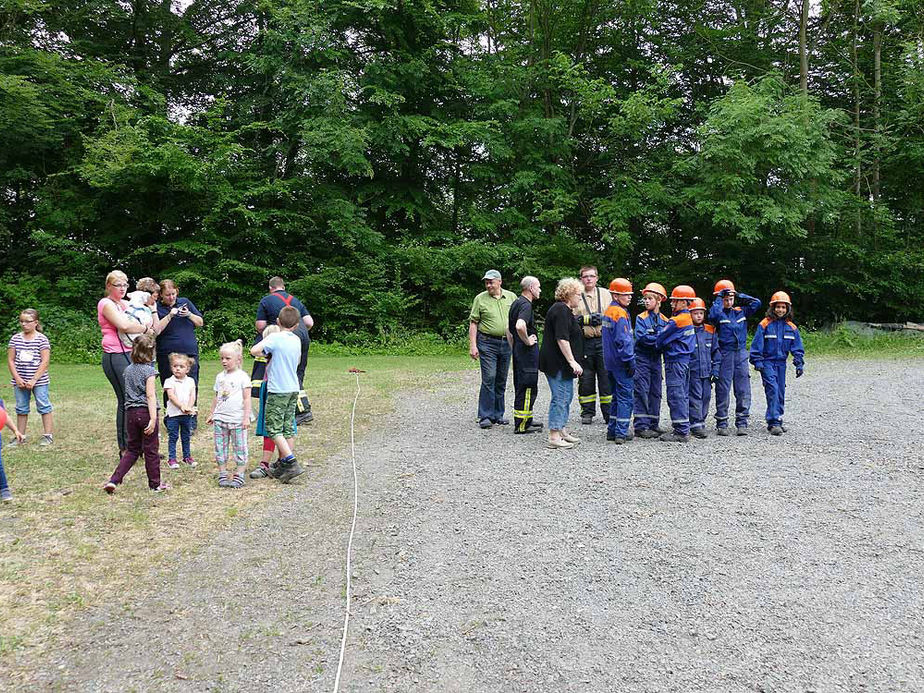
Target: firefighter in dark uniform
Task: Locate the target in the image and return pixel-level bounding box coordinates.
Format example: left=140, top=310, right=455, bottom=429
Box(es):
left=574, top=266, right=612, bottom=425
left=508, top=276, right=544, bottom=434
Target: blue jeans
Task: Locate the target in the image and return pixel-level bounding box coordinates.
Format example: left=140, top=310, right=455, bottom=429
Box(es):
left=0, top=440, right=8, bottom=491
left=545, top=371, right=574, bottom=431
left=14, top=384, right=53, bottom=415
left=477, top=333, right=511, bottom=422
left=165, top=414, right=193, bottom=460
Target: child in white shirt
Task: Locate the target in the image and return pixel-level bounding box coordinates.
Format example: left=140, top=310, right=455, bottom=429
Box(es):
left=207, top=340, right=251, bottom=488
left=163, top=353, right=197, bottom=468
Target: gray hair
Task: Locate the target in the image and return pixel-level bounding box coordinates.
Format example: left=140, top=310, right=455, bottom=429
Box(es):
left=521, top=275, right=539, bottom=291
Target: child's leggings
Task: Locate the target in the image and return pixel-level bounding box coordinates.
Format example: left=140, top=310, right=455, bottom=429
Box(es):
left=165, top=414, right=193, bottom=460
left=110, top=407, right=161, bottom=489
left=214, top=423, right=248, bottom=468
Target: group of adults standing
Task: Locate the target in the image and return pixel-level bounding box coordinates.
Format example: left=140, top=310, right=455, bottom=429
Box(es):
left=469, top=269, right=588, bottom=448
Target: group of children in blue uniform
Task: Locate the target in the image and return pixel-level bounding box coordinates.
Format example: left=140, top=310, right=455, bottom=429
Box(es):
left=601, top=279, right=805, bottom=443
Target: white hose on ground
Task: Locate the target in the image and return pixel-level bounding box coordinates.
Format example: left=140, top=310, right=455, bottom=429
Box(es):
left=333, top=371, right=361, bottom=693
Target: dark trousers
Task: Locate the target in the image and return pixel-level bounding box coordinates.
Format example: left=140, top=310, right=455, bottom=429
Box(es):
left=578, top=338, right=611, bottom=418
left=109, top=407, right=161, bottom=489
left=102, top=351, right=131, bottom=451
left=476, top=333, right=510, bottom=422
left=665, top=360, right=691, bottom=435
left=512, top=342, right=540, bottom=432
left=606, top=364, right=634, bottom=438
left=759, top=360, right=788, bottom=427
left=165, top=414, right=193, bottom=460
left=688, top=371, right=713, bottom=431
left=633, top=350, right=663, bottom=431
left=714, top=347, right=751, bottom=429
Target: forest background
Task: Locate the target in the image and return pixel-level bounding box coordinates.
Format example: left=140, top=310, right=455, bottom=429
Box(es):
left=1, top=0, right=922, bottom=358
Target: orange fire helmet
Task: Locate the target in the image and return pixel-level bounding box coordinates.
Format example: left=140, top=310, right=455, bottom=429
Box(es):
left=670, top=285, right=696, bottom=300
left=609, top=278, right=633, bottom=294
left=713, top=279, right=736, bottom=295
left=689, top=297, right=707, bottom=311
left=770, top=291, right=792, bottom=306
left=641, top=282, right=667, bottom=300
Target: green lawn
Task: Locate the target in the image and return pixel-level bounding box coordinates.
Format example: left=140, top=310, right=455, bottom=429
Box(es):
left=0, top=354, right=470, bottom=661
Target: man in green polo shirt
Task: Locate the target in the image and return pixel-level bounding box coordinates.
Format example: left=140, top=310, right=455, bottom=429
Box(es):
left=468, top=269, right=517, bottom=429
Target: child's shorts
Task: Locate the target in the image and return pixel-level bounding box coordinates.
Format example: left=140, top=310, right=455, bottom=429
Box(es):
left=264, top=392, right=298, bottom=438
left=14, top=384, right=53, bottom=415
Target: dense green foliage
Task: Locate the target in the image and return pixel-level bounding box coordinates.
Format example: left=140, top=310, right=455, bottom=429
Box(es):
left=2, top=0, right=923, bottom=355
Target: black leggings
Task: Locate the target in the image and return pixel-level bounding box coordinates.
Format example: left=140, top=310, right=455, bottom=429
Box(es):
left=102, top=351, right=131, bottom=452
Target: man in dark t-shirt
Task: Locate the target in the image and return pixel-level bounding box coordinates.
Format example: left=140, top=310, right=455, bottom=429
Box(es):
left=508, top=276, right=544, bottom=434
left=251, top=276, right=314, bottom=423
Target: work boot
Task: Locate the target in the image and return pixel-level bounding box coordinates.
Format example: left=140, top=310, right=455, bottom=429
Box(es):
left=613, top=436, right=627, bottom=445
left=249, top=465, right=270, bottom=479
left=479, top=418, right=493, bottom=429
left=514, top=426, right=539, bottom=435
left=605, top=431, right=616, bottom=442
left=652, top=426, right=664, bottom=434
left=626, top=427, right=635, bottom=441
left=276, top=459, right=305, bottom=484
left=527, top=421, right=544, bottom=431
left=769, top=426, right=783, bottom=436
left=267, top=460, right=282, bottom=479
left=659, top=431, right=690, bottom=443
left=736, top=426, right=748, bottom=436
left=780, top=425, right=788, bottom=433
left=637, top=429, right=660, bottom=439
left=716, top=427, right=731, bottom=436
left=691, top=428, right=708, bottom=439
left=581, top=414, right=593, bottom=425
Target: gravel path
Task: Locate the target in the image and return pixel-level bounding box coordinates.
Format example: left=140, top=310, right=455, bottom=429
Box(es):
left=16, top=359, right=924, bottom=691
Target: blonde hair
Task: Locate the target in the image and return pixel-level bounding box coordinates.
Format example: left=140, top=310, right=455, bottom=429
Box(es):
left=19, top=308, right=42, bottom=333
left=136, top=277, right=158, bottom=293
left=219, top=339, right=244, bottom=364
left=105, top=270, right=128, bottom=292
left=262, top=324, right=281, bottom=338
left=555, top=277, right=583, bottom=302
left=169, top=352, right=196, bottom=369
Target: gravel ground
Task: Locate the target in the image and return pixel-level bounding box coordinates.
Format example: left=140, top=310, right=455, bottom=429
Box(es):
left=13, top=358, right=924, bottom=692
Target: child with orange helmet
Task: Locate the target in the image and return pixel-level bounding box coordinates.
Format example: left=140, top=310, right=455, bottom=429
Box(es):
left=633, top=282, right=669, bottom=438
left=749, top=292, right=805, bottom=435
left=688, top=298, right=720, bottom=438
left=602, top=278, right=635, bottom=444
left=708, top=279, right=762, bottom=435
left=655, top=286, right=697, bottom=442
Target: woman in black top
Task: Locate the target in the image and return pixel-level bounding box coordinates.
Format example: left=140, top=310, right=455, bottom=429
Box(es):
left=539, top=277, right=585, bottom=449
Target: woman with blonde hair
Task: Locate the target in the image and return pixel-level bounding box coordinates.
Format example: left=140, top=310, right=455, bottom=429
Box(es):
left=98, top=270, right=152, bottom=454
left=539, top=278, right=585, bottom=449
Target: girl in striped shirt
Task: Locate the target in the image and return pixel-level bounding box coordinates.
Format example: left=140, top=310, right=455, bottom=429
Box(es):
left=6, top=309, right=54, bottom=447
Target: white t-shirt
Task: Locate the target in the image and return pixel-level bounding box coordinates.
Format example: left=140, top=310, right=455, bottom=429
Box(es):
left=163, top=375, right=196, bottom=417
left=212, top=368, right=251, bottom=425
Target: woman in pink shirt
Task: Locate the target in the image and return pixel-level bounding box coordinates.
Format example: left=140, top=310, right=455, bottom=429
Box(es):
left=99, top=270, right=153, bottom=454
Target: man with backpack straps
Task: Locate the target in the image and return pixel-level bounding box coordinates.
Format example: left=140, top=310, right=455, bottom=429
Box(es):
left=252, top=276, right=314, bottom=424
left=573, top=266, right=612, bottom=425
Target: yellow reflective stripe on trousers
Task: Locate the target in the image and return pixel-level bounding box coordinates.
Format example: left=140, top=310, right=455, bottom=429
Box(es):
left=599, top=395, right=613, bottom=404
left=578, top=395, right=597, bottom=404
left=517, top=388, right=533, bottom=432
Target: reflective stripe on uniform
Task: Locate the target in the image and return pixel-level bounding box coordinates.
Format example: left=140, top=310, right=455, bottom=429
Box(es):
left=599, top=395, right=613, bottom=404
left=578, top=395, right=597, bottom=404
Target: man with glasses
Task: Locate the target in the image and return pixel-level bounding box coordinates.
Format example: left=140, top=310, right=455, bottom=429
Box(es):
left=468, top=270, right=516, bottom=429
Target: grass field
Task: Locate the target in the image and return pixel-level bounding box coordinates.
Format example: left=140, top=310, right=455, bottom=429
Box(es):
left=0, top=354, right=470, bottom=662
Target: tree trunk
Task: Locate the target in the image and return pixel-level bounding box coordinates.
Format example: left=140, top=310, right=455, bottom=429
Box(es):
left=852, top=0, right=862, bottom=236
left=799, top=0, right=809, bottom=98
left=872, top=25, right=881, bottom=204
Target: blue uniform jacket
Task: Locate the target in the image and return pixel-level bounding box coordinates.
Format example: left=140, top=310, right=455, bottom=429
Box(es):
left=708, top=293, right=761, bottom=350
left=602, top=302, right=635, bottom=372
left=749, top=317, right=805, bottom=370
left=690, top=323, right=720, bottom=377
left=656, top=310, right=696, bottom=362
left=634, top=310, right=669, bottom=355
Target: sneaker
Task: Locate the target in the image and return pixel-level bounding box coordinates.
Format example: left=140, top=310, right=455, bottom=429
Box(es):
left=626, top=428, right=635, bottom=441
left=267, top=460, right=282, bottom=479
left=613, top=436, right=627, bottom=445
left=659, top=432, right=690, bottom=443
left=295, top=410, right=314, bottom=425
left=479, top=418, right=493, bottom=429
left=218, top=475, right=231, bottom=487
left=546, top=439, right=574, bottom=449
left=39, top=434, right=53, bottom=446
left=691, top=429, right=708, bottom=439
left=652, top=426, right=664, bottom=434
left=151, top=482, right=170, bottom=493
left=249, top=465, right=270, bottom=479
left=183, top=456, right=197, bottom=467
left=493, top=418, right=509, bottom=425
left=228, top=473, right=245, bottom=488
left=103, top=482, right=116, bottom=495
left=581, top=415, right=593, bottom=425
left=637, top=429, right=660, bottom=439
left=769, top=426, right=783, bottom=436
left=527, top=422, right=544, bottom=431
left=780, top=425, right=788, bottom=433
left=736, top=427, right=748, bottom=436
left=276, top=460, right=305, bottom=484
left=167, top=459, right=180, bottom=469
left=6, top=437, right=23, bottom=448
left=716, top=427, right=731, bottom=437
left=1, top=488, right=12, bottom=502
